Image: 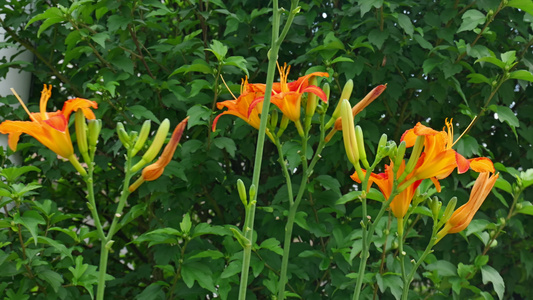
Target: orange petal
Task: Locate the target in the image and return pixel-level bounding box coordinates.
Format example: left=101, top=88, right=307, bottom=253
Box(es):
left=302, top=85, right=328, bottom=102
left=456, top=152, right=470, bottom=174
left=62, top=98, right=98, bottom=120
left=469, top=157, right=495, bottom=173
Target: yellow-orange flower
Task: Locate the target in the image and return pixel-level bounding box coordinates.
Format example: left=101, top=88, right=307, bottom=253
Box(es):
left=351, top=161, right=421, bottom=219
left=0, top=85, right=98, bottom=159
left=436, top=172, right=499, bottom=242
left=249, top=63, right=329, bottom=122
left=401, top=119, right=494, bottom=191
left=129, top=117, right=189, bottom=193
left=212, top=78, right=264, bottom=131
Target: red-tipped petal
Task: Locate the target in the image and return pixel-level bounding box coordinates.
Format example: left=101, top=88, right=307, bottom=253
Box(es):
left=456, top=152, right=470, bottom=174
left=247, top=96, right=264, bottom=118
left=302, top=85, right=328, bottom=102
left=469, top=157, right=495, bottom=173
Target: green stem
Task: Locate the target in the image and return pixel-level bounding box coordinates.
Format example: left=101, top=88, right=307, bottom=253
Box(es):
left=352, top=160, right=397, bottom=300
left=401, top=221, right=439, bottom=300
left=237, top=1, right=299, bottom=299
left=277, top=131, right=309, bottom=299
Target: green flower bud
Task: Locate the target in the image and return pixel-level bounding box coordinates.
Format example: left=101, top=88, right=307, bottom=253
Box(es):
left=75, top=110, right=89, bottom=162
left=394, top=141, right=406, bottom=173
left=325, top=79, right=353, bottom=129
left=270, top=109, right=279, bottom=130
left=116, top=122, right=131, bottom=149
left=277, top=115, right=290, bottom=137
left=305, top=77, right=318, bottom=118
left=404, top=135, right=425, bottom=175
left=355, top=125, right=369, bottom=168
left=341, top=99, right=359, bottom=165
left=87, top=119, right=102, bottom=151
left=439, top=197, right=457, bottom=227
left=131, top=119, right=170, bottom=172
left=249, top=184, right=257, bottom=203
left=131, top=120, right=151, bottom=157
left=237, top=179, right=247, bottom=206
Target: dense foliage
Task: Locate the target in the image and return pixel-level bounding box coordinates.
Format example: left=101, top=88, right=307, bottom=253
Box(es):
left=1, top=0, right=532, bottom=299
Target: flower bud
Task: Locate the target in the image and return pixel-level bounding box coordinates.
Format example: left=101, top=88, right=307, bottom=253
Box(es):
left=326, top=79, right=353, bottom=129
left=393, top=141, right=406, bottom=173
left=404, top=135, right=425, bottom=175
left=341, top=99, right=359, bottom=166
left=355, top=125, right=369, bottom=168
left=249, top=184, right=257, bottom=202
left=75, top=110, right=89, bottom=162
left=116, top=122, right=131, bottom=149
left=269, top=109, right=279, bottom=130
left=439, top=197, right=457, bottom=227
left=131, top=120, right=151, bottom=157
left=237, top=179, right=247, bottom=206
left=429, top=197, right=442, bottom=220
left=131, top=119, right=170, bottom=172
left=277, top=115, right=290, bottom=137
left=321, top=82, right=330, bottom=108
left=87, top=119, right=102, bottom=151
left=305, top=77, right=319, bottom=117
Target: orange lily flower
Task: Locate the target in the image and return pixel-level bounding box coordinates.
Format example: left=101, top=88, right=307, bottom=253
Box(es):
left=436, top=172, right=499, bottom=243
left=401, top=119, right=494, bottom=191
left=129, top=117, right=189, bottom=193
left=0, top=85, right=97, bottom=159
left=249, top=63, right=329, bottom=122
left=213, top=78, right=264, bottom=131
left=351, top=161, right=421, bottom=219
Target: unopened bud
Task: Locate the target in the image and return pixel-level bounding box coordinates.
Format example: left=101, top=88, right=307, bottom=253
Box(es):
left=132, top=120, right=151, bottom=157
left=322, top=82, right=330, bottom=107
left=75, top=110, right=89, bottom=162
left=439, top=197, right=457, bottom=227
left=270, top=109, right=279, bottom=130
left=87, top=119, right=102, bottom=151
left=277, top=115, right=290, bottom=137
left=429, top=197, right=442, bottom=220
left=355, top=125, right=369, bottom=168
left=116, top=122, right=131, bottom=149
left=131, top=119, right=170, bottom=172
left=237, top=179, right=247, bottom=206
left=394, top=141, right=406, bottom=172
left=305, top=77, right=318, bottom=118
left=249, top=184, right=257, bottom=202
left=404, top=135, right=425, bottom=175
left=341, top=99, right=359, bottom=165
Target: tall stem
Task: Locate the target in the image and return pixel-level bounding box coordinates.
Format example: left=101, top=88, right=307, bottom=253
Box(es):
left=237, top=1, right=299, bottom=299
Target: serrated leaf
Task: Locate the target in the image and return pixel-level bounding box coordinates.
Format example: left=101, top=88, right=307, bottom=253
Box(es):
left=481, top=265, right=505, bottom=300
left=180, top=213, right=192, bottom=233
left=91, top=32, right=108, bottom=48
left=206, top=40, right=228, bottom=62
left=414, top=34, right=433, bottom=49
left=223, top=56, right=249, bottom=77
left=14, top=211, right=46, bottom=246
left=259, top=238, right=283, bottom=255
left=476, top=57, right=506, bottom=69
left=426, top=260, right=457, bottom=277
left=517, top=202, right=533, bottom=215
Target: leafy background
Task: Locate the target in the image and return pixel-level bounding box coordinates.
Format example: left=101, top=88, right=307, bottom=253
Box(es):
left=0, top=0, right=532, bottom=299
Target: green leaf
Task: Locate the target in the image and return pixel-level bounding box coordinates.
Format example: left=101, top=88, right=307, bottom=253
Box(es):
left=458, top=9, right=486, bottom=33
left=520, top=169, right=533, bottom=188
left=170, top=59, right=213, bottom=76
left=128, top=105, right=160, bottom=123
left=213, top=137, right=236, bottom=157
left=181, top=262, right=216, bottom=293
left=517, top=201, right=533, bottom=215
left=494, top=177, right=512, bottom=194
left=467, top=73, right=491, bottom=84
left=188, top=250, right=224, bottom=260
left=91, top=32, right=109, bottom=48
left=422, top=57, right=442, bottom=74
left=500, top=50, right=517, bottom=66
left=414, top=34, right=433, bottom=50
left=336, top=191, right=361, bottom=205
left=220, top=260, right=241, bottom=279
left=259, top=238, right=283, bottom=255
left=368, top=28, right=389, bottom=49
left=206, top=40, right=228, bottom=62
left=509, top=70, right=533, bottom=82
left=223, top=56, right=249, bottom=77
left=481, top=265, right=505, bottom=300
left=331, top=56, right=354, bottom=64
left=315, top=175, right=341, bottom=196
left=507, top=0, right=533, bottom=16
left=476, top=57, right=506, bottom=69
left=180, top=213, right=192, bottom=233
left=397, top=13, right=414, bottom=37
left=489, top=105, right=519, bottom=139
left=36, top=269, right=64, bottom=293
left=14, top=211, right=46, bottom=246
left=358, top=0, right=383, bottom=17
left=426, top=260, right=457, bottom=277
left=26, top=7, right=66, bottom=36
left=0, top=166, right=40, bottom=182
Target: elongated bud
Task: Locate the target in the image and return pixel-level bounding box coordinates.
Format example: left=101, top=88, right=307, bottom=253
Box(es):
left=439, top=197, right=457, bottom=227
left=270, top=109, right=279, bottom=130
left=249, top=184, right=257, bottom=202
left=325, top=79, right=354, bottom=129
left=322, top=82, right=330, bottom=106
left=75, top=110, right=89, bottom=162
left=393, top=141, right=406, bottom=173
left=404, top=135, right=425, bottom=175
left=306, top=77, right=319, bottom=117
left=116, top=122, right=131, bottom=149
left=341, top=99, right=359, bottom=165
left=429, top=197, right=442, bottom=221
left=131, top=119, right=170, bottom=172
left=354, top=125, right=369, bottom=168
left=131, top=120, right=151, bottom=157
left=87, top=119, right=102, bottom=152
left=237, top=179, right=247, bottom=206
left=277, top=115, right=290, bottom=137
